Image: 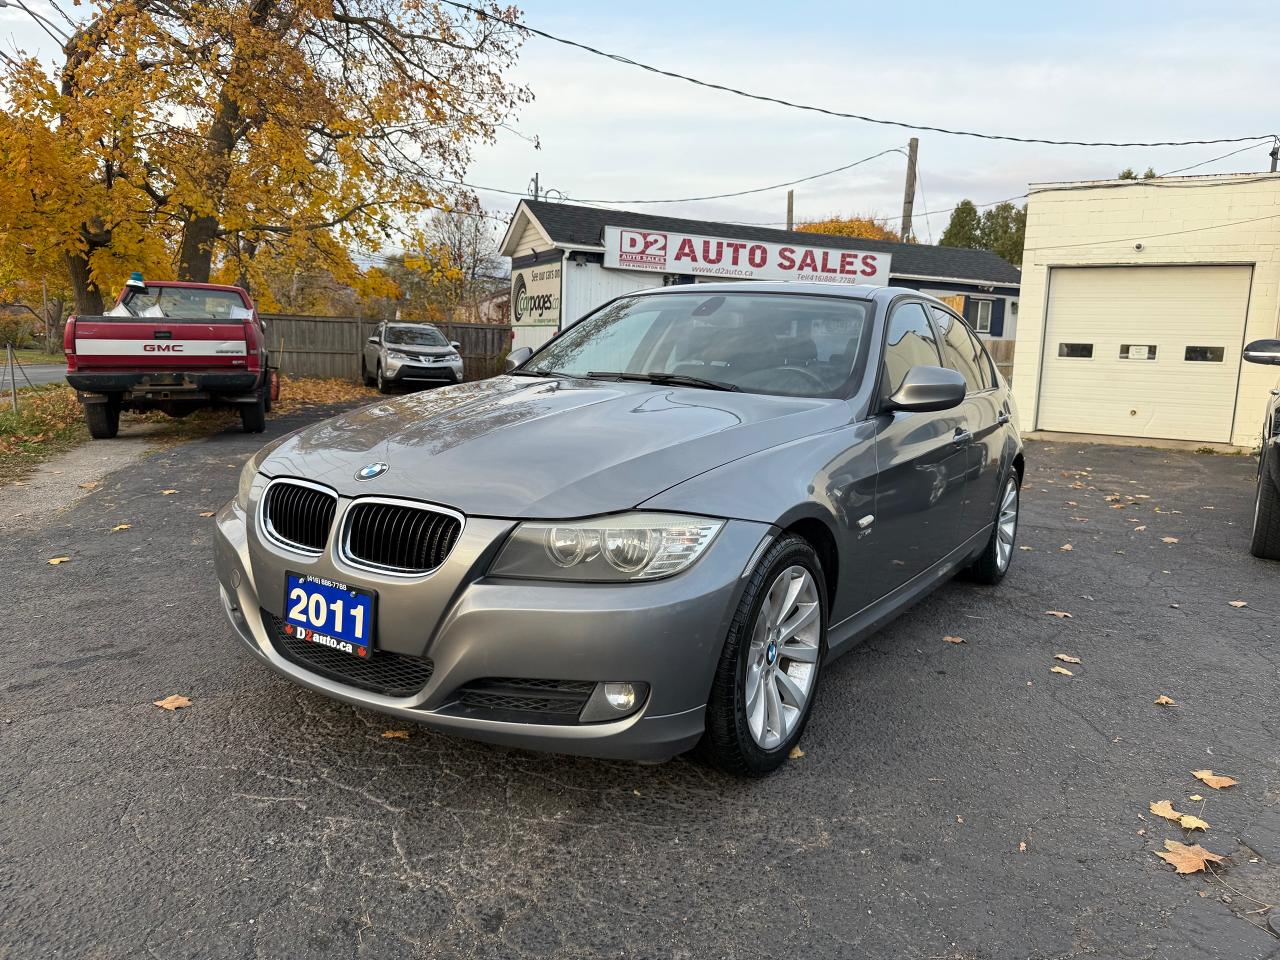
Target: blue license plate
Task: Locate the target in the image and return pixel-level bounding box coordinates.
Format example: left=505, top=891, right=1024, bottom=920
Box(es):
left=284, top=573, right=376, bottom=658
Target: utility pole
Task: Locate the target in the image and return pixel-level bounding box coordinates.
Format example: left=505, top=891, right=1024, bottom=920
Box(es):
left=786, top=190, right=794, bottom=231
left=530, top=172, right=540, bottom=201
left=900, top=137, right=919, bottom=242
left=1270, top=142, right=1279, bottom=173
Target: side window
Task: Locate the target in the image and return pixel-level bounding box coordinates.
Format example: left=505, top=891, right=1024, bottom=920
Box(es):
left=930, top=306, right=984, bottom=393
left=882, top=302, right=942, bottom=397
left=962, top=324, right=997, bottom=389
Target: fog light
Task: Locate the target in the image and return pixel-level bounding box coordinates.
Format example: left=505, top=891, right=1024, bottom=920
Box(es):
left=604, top=682, right=637, bottom=711
left=578, top=681, right=649, bottom=723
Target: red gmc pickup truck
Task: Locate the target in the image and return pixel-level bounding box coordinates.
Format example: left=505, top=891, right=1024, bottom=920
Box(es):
left=64, top=276, right=276, bottom=439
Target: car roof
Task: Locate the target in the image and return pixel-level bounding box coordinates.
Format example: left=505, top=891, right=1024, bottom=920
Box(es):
left=627, top=281, right=942, bottom=305
left=385, top=321, right=441, bottom=328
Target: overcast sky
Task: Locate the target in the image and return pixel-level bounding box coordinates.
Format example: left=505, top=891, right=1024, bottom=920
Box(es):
left=5, top=0, right=1279, bottom=246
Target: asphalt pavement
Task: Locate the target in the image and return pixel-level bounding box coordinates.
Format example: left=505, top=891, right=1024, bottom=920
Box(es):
left=1, top=414, right=1278, bottom=960
left=4, top=362, right=66, bottom=388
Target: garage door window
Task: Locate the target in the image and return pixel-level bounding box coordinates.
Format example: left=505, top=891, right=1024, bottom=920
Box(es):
left=1120, top=344, right=1157, bottom=360
left=1057, top=343, right=1094, bottom=359
left=1184, top=346, right=1225, bottom=362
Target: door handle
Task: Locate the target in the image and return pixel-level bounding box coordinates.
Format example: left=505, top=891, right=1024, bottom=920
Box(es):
left=997, top=411, right=1010, bottom=425
left=952, top=429, right=973, bottom=445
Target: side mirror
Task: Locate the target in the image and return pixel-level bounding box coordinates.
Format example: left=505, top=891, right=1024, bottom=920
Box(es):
left=450, top=340, right=461, bottom=350
left=886, top=365, right=967, bottom=413
left=505, top=346, right=534, bottom=372
left=367, top=336, right=380, bottom=345
left=1243, top=339, right=1280, bottom=366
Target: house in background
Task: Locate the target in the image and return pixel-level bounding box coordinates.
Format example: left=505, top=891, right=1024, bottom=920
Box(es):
left=500, top=200, right=1021, bottom=353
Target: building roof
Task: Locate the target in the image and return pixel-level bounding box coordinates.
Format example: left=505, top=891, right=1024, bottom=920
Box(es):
left=506, top=199, right=1021, bottom=287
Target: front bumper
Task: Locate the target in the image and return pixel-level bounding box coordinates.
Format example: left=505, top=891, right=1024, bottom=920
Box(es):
left=383, top=357, right=462, bottom=384
left=213, top=494, right=769, bottom=760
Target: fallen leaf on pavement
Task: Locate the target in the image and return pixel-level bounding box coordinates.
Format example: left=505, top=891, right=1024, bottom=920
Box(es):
left=1045, top=610, right=1073, bottom=618
left=1189, top=794, right=1203, bottom=802
left=1134, top=525, right=1147, bottom=532
left=46, top=556, right=70, bottom=565
left=1070, top=516, right=1090, bottom=522
left=153, top=695, right=192, bottom=711
left=943, top=636, right=966, bottom=644
left=1060, top=544, right=1074, bottom=552
left=1155, top=839, right=1226, bottom=875
left=1150, top=800, right=1183, bottom=822
left=1154, top=695, right=1178, bottom=706
left=1019, top=841, right=1027, bottom=852
left=112, top=523, right=131, bottom=532
left=1054, top=654, right=1082, bottom=664
left=1228, top=601, right=1247, bottom=608
left=788, top=745, right=805, bottom=759
left=78, top=481, right=99, bottom=490
left=162, top=489, right=178, bottom=495
left=1161, top=537, right=1179, bottom=544
left=1180, top=814, right=1209, bottom=831
left=1018, top=545, right=1032, bottom=551
left=382, top=730, right=410, bottom=739
left=1192, top=770, right=1238, bottom=790
left=198, top=511, right=215, bottom=518
left=1050, top=666, right=1074, bottom=676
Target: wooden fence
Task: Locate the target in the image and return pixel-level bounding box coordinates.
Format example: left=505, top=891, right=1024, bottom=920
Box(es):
left=986, top=339, right=1015, bottom=383
left=261, top=314, right=512, bottom=382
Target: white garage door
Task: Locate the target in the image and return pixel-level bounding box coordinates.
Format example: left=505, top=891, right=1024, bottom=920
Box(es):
left=1037, top=265, right=1251, bottom=442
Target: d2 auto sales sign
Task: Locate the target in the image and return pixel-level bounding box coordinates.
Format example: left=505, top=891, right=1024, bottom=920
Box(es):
left=602, top=226, right=890, bottom=285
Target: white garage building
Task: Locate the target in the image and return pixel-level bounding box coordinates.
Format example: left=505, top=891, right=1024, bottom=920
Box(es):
left=501, top=200, right=1022, bottom=352
left=1012, top=173, right=1280, bottom=447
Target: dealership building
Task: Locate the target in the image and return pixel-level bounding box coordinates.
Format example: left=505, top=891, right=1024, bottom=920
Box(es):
left=501, top=200, right=1022, bottom=351
left=1012, top=172, right=1280, bottom=447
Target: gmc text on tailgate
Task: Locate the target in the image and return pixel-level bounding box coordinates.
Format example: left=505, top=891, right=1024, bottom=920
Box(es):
left=64, top=275, right=276, bottom=438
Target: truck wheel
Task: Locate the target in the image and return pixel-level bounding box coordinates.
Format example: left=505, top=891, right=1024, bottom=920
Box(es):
left=84, top=401, right=120, bottom=440
left=262, top=371, right=275, bottom=413
left=240, top=392, right=267, bottom=434
left=1249, top=441, right=1280, bottom=561
left=376, top=363, right=392, bottom=394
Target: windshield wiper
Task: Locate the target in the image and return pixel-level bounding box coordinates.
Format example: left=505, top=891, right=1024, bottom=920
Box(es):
left=509, top=367, right=572, bottom=377
left=586, top=371, right=740, bottom=392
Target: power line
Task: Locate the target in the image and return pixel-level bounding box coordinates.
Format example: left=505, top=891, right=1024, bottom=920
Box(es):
left=1157, top=139, right=1277, bottom=177
left=442, top=0, right=1276, bottom=149
left=444, top=146, right=907, bottom=207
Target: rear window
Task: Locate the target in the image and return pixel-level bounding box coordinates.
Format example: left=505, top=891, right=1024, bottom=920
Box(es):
left=121, top=287, right=248, bottom=320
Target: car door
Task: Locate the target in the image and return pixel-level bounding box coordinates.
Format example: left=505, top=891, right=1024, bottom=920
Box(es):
left=868, top=300, right=971, bottom=601
left=930, top=306, right=1005, bottom=542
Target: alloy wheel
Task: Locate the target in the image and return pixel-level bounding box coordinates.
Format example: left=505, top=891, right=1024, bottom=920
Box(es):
left=996, top=478, right=1019, bottom=571
left=743, top=565, right=821, bottom=750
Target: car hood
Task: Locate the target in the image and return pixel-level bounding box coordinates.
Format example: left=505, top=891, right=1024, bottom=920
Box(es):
left=261, top=375, right=850, bottom=518
left=385, top=344, right=455, bottom=358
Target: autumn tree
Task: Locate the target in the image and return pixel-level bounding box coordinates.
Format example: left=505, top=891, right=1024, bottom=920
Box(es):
left=797, top=214, right=900, bottom=243
left=0, top=0, right=528, bottom=314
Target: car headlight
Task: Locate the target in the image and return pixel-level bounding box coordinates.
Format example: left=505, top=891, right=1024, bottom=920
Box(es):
left=386, top=350, right=411, bottom=362
left=490, top=513, right=723, bottom=582
left=234, top=432, right=294, bottom=510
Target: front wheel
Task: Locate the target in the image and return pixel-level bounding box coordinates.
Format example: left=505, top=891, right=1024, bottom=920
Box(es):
left=376, top=363, right=392, bottom=395
left=699, top=535, right=827, bottom=777
left=1249, top=441, right=1280, bottom=561
left=967, top=474, right=1019, bottom=584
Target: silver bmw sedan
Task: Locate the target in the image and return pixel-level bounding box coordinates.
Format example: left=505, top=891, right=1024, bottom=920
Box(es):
left=215, top=283, right=1023, bottom=776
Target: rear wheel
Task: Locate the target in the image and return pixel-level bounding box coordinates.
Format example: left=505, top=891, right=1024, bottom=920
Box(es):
left=240, top=391, right=266, bottom=433
left=1249, top=441, right=1280, bottom=561
left=362, top=360, right=375, bottom=387
left=699, top=535, right=826, bottom=777
left=968, top=474, right=1019, bottom=584
left=83, top=400, right=120, bottom=440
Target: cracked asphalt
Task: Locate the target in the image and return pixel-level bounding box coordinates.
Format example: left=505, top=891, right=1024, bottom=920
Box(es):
left=2, top=409, right=1278, bottom=960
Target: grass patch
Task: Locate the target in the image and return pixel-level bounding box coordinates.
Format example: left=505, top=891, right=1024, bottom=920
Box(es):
left=3, top=347, right=63, bottom=368
left=0, top=385, right=87, bottom=484
left=0, top=377, right=379, bottom=484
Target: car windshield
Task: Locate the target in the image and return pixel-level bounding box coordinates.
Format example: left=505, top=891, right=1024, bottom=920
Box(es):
left=120, top=287, right=248, bottom=319
left=522, top=291, right=870, bottom=398
left=385, top=325, right=447, bottom=346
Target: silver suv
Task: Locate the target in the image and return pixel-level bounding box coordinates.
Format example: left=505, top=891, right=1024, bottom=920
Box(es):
left=361, top=322, right=463, bottom=393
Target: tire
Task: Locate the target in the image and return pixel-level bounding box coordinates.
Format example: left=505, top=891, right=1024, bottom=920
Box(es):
left=698, top=535, right=827, bottom=777
left=376, top=363, right=392, bottom=394
left=262, top=371, right=274, bottom=413
left=240, top=392, right=267, bottom=434
left=1249, top=441, right=1280, bottom=561
left=362, top=360, right=375, bottom=387
left=83, top=401, right=120, bottom=440
left=968, top=473, right=1020, bottom=585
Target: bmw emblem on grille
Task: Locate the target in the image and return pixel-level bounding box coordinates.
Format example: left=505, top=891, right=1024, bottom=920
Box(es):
left=356, top=462, right=388, bottom=481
